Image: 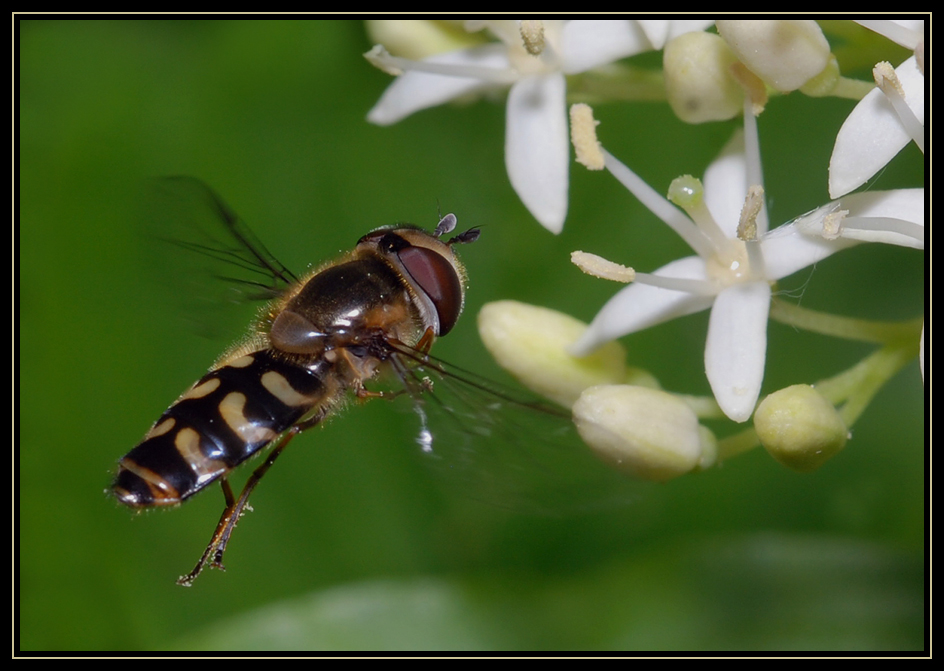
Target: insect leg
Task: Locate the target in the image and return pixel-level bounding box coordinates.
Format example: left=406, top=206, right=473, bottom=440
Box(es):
left=176, top=428, right=299, bottom=587
left=220, top=478, right=236, bottom=507
left=414, top=327, right=435, bottom=355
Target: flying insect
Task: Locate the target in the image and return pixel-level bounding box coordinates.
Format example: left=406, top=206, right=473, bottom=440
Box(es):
left=112, top=177, right=479, bottom=586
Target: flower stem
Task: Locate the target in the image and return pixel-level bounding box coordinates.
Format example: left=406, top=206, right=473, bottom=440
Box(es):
left=829, top=76, right=876, bottom=100
left=717, top=427, right=760, bottom=461
left=567, top=67, right=666, bottom=103
left=815, top=342, right=918, bottom=426
left=769, top=298, right=923, bottom=344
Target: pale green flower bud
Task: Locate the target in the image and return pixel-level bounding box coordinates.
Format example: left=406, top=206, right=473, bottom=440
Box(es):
left=478, top=301, right=645, bottom=409
left=754, top=384, right=848, bottom=473
left=365, top=20, right=480, bottom=60
left=663, top=31, right=742, bottom=123
left=716, top=20, right=830, bottom=92
left=573, top=385, right=709, bottom=482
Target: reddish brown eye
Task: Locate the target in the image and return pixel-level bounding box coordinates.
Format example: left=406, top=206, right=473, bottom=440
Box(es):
left=396, top=246, right=463, bottom=335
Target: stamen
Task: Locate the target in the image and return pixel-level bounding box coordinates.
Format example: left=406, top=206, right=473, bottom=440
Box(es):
left=841, top=215, right=925, bottom=249
left=873, top=61, right=925, bottom=152
left=738, top=185, right=766, bottom=278
left=730, top=62, right=767, bottom=115
left=520, top=20, right=545, bottom=56
left=741, top=100, right=769, bottom=234
left=737, top=185, right=764, bottom=241
left=364, top=44, right=518, bottom=84
left=822, top=209, right=847, bottom=240
left=364, top=44, right=405, bottom=76
left=571, top=251, right=635, bottom=283
left=570, top=104, right=604, bottom=170
left=600, top=149, right=715, bottom=259
left=633, top=271, right=719, bottom=295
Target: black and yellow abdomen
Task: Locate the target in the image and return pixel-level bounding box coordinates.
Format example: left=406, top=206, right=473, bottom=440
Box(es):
left=114, top=350, right=330, bottom=507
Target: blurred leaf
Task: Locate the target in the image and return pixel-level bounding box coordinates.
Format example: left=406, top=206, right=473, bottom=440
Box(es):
left=171, top=534, right=923, bottom=651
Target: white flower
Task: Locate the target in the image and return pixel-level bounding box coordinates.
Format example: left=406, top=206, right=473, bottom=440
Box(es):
left=569, top=108, right=923, bottom=423
left=828, top=19, right=925, bottom=198
left=365, top=20, right=710, bottom=233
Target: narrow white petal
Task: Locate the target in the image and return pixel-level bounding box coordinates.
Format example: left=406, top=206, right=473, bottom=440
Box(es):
left=505, top=73, right=569, bottom=233
left=560, top=20, right=646, bottom=73
left=829, top=56, right=924, bottom=198
left=703, top=129, right=748, bottom=239
left=704, top=282, right=771, bottom=422
left=837, top=188, right=925, bottom=248
left=367, top=44, right=512, bottom=126
left=840, top=188, right=925, bottom=224
left=855, top=19, right=924, bottom=50
left=761, top=218, right=858, bottom=280
left=570, top=256, right=714, bottom=356
left=637, top=19, right=715, bottom=50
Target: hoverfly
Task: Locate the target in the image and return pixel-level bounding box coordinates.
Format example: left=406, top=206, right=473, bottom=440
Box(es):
left=112, top=177, right=483, bottom=586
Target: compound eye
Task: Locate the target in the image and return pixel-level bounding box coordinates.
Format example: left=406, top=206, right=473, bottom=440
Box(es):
left=395, top=245, right=463, bottom=335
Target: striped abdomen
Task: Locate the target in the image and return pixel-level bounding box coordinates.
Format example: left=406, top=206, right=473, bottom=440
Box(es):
left=113, top=350, right=331, bottom=507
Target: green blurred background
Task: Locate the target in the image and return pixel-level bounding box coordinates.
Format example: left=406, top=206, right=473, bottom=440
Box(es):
left=19, top=20, right=924, bottom=651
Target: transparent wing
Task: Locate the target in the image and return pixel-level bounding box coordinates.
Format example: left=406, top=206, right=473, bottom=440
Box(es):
left=139, top=176, right=299, bottom=338
left=383, top=341, right=644, bottom=515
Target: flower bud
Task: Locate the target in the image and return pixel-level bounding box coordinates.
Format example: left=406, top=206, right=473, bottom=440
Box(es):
left=754, top=384, right=848, bottom=473
left=664, top=31, right=743, bottom=123
left=716, top=20, right=830, bottom=92
left=365, top=20, right=478, bottom=60
left=573, top=385, right=708, bottom=482
left=478, top=301, right=640, bottom=408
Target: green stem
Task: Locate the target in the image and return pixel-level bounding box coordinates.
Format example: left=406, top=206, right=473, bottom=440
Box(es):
left=769, top=298, right=923, bottom=344
left=677, top=393, right=725, bottom=420
left=717, top=427, right=760, bottom=461
left=815, top=342, right=919, bottom=426
left=567, top=67, right=667, bottom=103
left=829, top=76, right=875, bottom=100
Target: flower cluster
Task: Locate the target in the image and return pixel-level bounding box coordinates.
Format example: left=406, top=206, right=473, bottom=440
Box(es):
left=366, top=19, right=925, bottom=481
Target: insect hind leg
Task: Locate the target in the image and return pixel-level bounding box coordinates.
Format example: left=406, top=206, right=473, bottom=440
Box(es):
left=176, top=427, right=300, bottom=587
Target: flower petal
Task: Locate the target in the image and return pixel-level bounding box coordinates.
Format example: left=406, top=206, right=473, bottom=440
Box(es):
left=505, top=73, right=569, bottom=233
left=761, top=210, right=859, bottom=280
left=837, top=188, right=925, bottom=248
left=704, top=281, right=771, bottom=422
left=637, top=19, right=716, bottom=50
left=570, top=256, right=714, bottom=356
left=828, top=56, right=924, bottom=198
left=559, top=20, right=646, bottom=73
left=367, top=44, right=512, bottom=126
left=703, top=129, right=748, bottom=239
left=784, top=189, right=925, bottom=254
